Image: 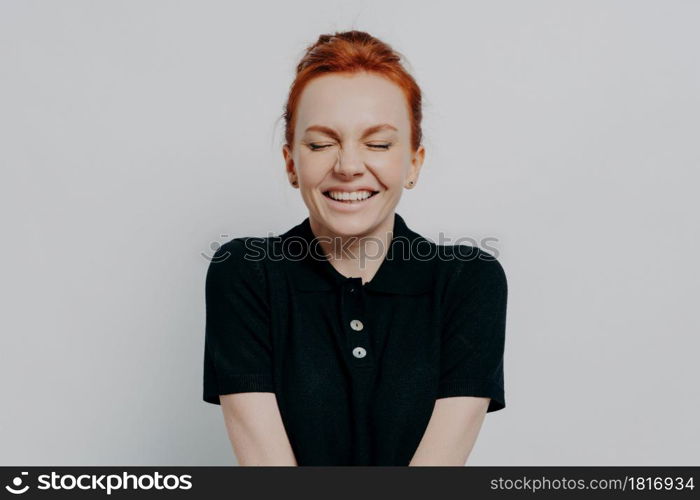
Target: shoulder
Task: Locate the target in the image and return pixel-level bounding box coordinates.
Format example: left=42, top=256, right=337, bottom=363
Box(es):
left=213, top=237, right=269, bottom=264
left=206, top=237, right=269, bottom=292
left=440, top=244, right=508, bottom=298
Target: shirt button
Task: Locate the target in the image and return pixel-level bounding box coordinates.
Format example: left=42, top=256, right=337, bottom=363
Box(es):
left=350, top=319, right=364, bottom=331
left=349, top=286, right=356, bottom=293
left=352, top=347, right=367, bottom=358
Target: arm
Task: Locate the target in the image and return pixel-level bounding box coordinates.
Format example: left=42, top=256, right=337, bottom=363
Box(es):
left=410, top=249, right=508, bottom=466
left=408, top=396, right=490, bottom=466
left=220, top=393, right=298, bottom=466
left=203, top=240, right=296, bottom=464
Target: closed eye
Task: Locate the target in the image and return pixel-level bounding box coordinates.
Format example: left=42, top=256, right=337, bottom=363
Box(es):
left=307, top=143, right=392, bottom=151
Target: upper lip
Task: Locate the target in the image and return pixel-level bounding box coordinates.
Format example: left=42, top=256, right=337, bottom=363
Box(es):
left=323, top=186, right=380, bottom=193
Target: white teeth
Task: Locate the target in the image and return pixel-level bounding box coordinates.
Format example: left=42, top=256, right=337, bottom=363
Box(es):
left=327, top=190, right=375, bottom=201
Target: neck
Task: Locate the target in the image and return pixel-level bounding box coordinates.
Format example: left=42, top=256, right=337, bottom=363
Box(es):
left=308, top=214, right=395, bottom=284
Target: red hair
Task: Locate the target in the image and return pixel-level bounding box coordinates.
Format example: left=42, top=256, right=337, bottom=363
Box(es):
left=283, top=30, right=423, bottom=152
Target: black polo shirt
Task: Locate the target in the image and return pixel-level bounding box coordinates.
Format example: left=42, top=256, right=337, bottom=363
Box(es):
left=203, top=212, right=508, bottom=466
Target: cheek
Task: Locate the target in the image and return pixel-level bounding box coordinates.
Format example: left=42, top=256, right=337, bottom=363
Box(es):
left=296, top=152, right=333, bottom=183
left=371, top=151, right=410, bottom=186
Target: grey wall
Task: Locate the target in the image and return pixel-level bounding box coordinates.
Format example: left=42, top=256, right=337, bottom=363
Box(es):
left=1, top=0, right=698, bottom=465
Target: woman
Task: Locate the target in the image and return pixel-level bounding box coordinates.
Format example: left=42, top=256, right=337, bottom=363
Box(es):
left=203, top=30, right=508, bottom=466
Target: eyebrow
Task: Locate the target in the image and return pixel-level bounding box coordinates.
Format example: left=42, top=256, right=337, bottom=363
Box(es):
left=303, top=123, right=398, bottom=140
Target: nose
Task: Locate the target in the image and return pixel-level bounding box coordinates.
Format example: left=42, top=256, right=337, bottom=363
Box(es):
left=333, top=145, right=366, bottom=179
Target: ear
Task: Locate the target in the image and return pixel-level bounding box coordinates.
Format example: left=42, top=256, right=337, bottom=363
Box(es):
left=282, top=144, right=295, bottom=176
left=408, top=144, right=425, bottom=184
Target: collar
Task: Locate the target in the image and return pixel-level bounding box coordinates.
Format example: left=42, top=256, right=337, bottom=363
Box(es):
left=280, top=212, right=434, bottom=295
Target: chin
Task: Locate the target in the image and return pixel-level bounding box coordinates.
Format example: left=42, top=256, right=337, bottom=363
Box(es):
left=319, top=211, right=381, bottom=237
left=331, top=215, right=373, bottom=233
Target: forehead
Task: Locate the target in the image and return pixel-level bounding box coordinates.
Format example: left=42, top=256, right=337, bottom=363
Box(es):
left=295, top=72, right=409, bottom=133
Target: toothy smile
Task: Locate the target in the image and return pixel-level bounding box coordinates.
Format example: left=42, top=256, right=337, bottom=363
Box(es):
left=323, top=190, right=379, bottom=203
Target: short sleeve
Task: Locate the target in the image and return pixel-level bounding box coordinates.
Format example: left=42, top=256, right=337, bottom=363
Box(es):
left=203, top=238, right=275, bottom=405
left=437, top=248, right=508, bottom=413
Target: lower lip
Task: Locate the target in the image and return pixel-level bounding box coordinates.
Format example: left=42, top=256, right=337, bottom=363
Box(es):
left=323, top=192, right=379, bottom=212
